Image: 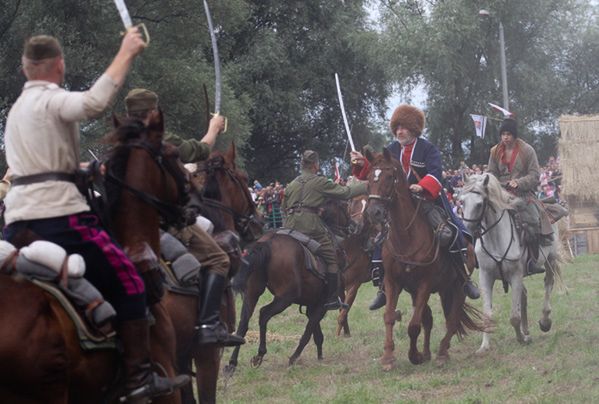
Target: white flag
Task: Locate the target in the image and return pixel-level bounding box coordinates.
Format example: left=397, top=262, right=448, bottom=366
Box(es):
left=488, top=102, right=513, bottom=117
left=470, top=114, right=487, bottom=138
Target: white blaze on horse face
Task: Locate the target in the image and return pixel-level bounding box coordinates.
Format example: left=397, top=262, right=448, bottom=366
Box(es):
left=361, top=199, right=367, bottom=213
left=374, top=169, right=381, bottom=182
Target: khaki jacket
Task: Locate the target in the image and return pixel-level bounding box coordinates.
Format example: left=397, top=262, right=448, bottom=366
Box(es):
left=164, top=131, right=210, bottom=163
left=488, top=139, right=540, bottom=196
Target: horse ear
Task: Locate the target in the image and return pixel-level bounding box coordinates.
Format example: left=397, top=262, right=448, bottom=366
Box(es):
left=483, top=174, right=490, bottom=186
left=383, top=148, right=391, bottom=161
left=225, top=141, right=236, bottom=166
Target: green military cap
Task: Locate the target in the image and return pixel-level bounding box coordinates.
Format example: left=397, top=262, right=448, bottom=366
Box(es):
left=23, top=35, right=63, bottom=61
left=301, top=150, right=319, bottom=165
left=125, top=88, right=159, bottom=113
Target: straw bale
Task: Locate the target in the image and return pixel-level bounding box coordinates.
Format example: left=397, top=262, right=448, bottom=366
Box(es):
left=558, top=115, right=599, bottom=201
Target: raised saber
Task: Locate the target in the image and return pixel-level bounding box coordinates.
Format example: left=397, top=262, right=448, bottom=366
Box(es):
left=112, top=0, right=150, bottom=45
left=335, top=73, right=356, bottom=152
left=203, top=0, right=225, bottom=129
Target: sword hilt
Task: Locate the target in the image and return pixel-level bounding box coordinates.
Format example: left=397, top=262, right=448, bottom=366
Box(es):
left=120, top=23, right=150, bottom=47
left=211, top=112, right=228, bottom=134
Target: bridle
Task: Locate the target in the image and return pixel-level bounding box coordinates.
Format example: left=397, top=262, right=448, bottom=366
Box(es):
left=105, top=137, right=190, bottom=229
left=196, top=155, right=262, bottom=241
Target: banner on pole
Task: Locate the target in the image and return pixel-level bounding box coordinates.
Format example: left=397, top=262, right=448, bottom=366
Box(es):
left=470, top=114, right=487, bottom=139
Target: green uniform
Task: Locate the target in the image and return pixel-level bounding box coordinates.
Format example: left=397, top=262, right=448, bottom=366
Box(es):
left=164, top=131, right=210, bottom=163
left=282, top=170, right=367, bottom=273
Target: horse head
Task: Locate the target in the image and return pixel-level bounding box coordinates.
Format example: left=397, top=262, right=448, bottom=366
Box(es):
left=365, top=148, right=406, bottom=226
left=320, top=199, right=352, bottom=238
left=198, top=142, right=264, bottom=243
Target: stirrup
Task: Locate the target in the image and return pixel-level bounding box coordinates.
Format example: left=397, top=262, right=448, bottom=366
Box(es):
left=323, top=297, right=348, bottom=311
left=196, top=323, right=246, bottom=347
left=527, top=259, right=545, bottom=275
left=120, top=373, right=191, bottom=402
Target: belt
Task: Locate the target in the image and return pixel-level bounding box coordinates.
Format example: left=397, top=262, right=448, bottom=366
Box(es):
left=286, top=206, right=319, bottom=215
left=11, top=172, right=76, bottom=187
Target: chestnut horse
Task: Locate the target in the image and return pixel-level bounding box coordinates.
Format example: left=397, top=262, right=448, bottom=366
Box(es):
left=365, top=149, right=484, bottom=370
left=0, top=112, right=188, bottom=403
left=224, top=199, right=352, bottom=374
left=163, top=143, right=262, bottom=404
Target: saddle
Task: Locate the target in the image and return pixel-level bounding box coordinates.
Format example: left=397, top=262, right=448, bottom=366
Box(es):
left=0, top=240, right=117, bottom=350
left=275, top=228, right=327, bottom=280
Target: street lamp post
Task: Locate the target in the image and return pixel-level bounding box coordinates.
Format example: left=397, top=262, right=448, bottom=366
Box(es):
left=480, top=9, right=509, bottom=110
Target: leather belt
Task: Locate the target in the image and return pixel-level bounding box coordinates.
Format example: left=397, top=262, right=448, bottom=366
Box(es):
left=11, top=172, right=76, bottom=187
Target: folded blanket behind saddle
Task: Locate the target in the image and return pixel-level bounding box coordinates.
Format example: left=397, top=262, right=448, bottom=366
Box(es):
left=0, top=240, right=116, bottom=328
left=160, top=231, right=201, bottom=286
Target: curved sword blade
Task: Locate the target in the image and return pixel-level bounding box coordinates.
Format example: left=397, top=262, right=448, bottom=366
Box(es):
left=335, top=73, right=356, bottom=152
left=202, top=0, right=222, bottom=114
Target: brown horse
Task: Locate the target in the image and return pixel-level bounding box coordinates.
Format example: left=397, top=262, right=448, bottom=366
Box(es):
left=224, top=199, right=352, bottom=374
left=162, top=143, right=262, bottom=404
left=365, top=149, right=484, bottom=370
left=0, top=112, right=188, bottom=403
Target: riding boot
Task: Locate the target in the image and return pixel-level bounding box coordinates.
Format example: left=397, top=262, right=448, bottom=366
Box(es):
left=526, top=240, right=545, bottom=275
left=323, top=273, right=348, bottom=311
left=119, top=319, right=190, bottom=403
left=196, top=272, right=245, bottom=346
left=369, top=261, right=386, bottom=311
left=455, top=252, right=480, bottom=300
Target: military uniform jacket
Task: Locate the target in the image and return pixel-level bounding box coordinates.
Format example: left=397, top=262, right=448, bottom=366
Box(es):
left=387, top=138, right=471, bottom=240
left=164, top=131, right=210, bottom=163
left=487, top=138, right=540, bottom=196
left=282, top=170, right=367, bottom=237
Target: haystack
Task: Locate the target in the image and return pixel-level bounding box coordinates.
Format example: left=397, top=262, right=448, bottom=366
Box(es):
left=558, top=115, right=599, bottom=201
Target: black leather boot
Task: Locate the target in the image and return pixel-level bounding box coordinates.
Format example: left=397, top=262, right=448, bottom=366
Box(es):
left=526, top=242, right=546, bottom=275
left=369, top=262, right=386, bottom=310
left=196, top=272, right=245, bottom=347
left=323, top=273, right=348, bottom=311
left=119, top=319, right=190, bottom=403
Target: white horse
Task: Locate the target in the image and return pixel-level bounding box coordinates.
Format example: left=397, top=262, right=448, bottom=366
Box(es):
left=459, top=174, right=563, bottom=354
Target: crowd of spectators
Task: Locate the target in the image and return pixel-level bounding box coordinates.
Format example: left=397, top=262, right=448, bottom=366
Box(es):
left=250, top=180, right=284, bottom=229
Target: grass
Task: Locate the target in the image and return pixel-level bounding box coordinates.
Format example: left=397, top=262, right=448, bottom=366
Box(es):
left=217, top=255, right=599, bottom=403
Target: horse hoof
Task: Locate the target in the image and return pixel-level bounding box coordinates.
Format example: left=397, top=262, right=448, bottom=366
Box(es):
left=476, top=347, right=489, bottom=356
left=409, top=352, right=424, bottom=365
left=539, top=319, right=552, bottom=332
left=522, top=335, right=532, bottom=345
left=288, top=357, right=297, bottom=366
left=223, top=364, right=236, bottom=377
left=423, top=352, right=432, bottom=362
left=435, top=354, right=449, bottom=367
left=250, top=355, right=263, bottom=368
left=380, top=356, right=396, bottom=372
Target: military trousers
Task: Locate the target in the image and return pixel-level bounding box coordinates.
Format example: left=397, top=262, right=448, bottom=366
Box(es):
left=311, top=231, right=339, bottom=274
left=169, top=223, right=230, bottom=277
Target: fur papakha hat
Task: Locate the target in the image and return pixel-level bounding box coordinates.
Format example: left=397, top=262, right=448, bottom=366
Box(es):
left=389, top=104, right=426, bottom=136
left=125, top=88, right=159, bottom=113
left=23, top=35, right=63, bottom=61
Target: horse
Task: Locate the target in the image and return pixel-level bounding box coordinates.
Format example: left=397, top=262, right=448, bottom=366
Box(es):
left=162, top=143, right=262, bottom=404
left=459, top=173, right=563, bottom=354
left=0, top=111, right=188, bottom=403
left=223, top=198, right=353, bottom=374
left=364, top=149, right=484, bottom=370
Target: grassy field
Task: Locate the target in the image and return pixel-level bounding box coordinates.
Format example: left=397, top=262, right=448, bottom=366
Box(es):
left=217, top=255, right=599, bottom=403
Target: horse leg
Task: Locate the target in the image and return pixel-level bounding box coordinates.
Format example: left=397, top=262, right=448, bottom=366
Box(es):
left=510, top=276, right=526, bottom=344
left=476, top=269, right=495, bottom=354
left=407, top=284, right=432, bottom=365
left=251, top=296, right=292, bottom=368
left=421, top=303, right=433, bottom=362
left=193, top=346, right=222, bottom=404
left=289, top=305, right=326, bottom=365
left=224, top=281, right=265, bottom=376
left=336, top=283, right=360, bottom=337
left=380, top=278, right=401, bottom=371
left=520, top=285, right=532, bottom=344
left=313, top=319, right=325, bottom=361
left=539, top=258, right=556, bottom=332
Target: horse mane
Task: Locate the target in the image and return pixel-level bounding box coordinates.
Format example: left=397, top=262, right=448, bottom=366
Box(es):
left=462, top=174, right=516, bottom=211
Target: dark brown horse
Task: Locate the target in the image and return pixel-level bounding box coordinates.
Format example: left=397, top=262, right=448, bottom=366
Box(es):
left=224, top=199, right=352, bottom=374
left=0, top=112, right=188, bottom=403
left=162, top=143, right=262, bottom=404
left=365, top=149, right=484, bottom=370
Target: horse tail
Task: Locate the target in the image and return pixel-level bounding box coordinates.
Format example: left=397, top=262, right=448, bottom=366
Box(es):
left=441, top=286, right=487, bottom=338
left=231, top=241, right=271, bottom=294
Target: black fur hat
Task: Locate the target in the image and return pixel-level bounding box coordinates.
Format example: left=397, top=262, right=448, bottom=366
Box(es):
left=499, top=118, right=518, bottom=137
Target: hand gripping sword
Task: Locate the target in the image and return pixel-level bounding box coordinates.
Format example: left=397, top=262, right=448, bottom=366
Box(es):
left=335, top=73, right=356, bottom=152
left=202, top=0, right=227, bottom=132
left=112, top=0, right=150, bottom=46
